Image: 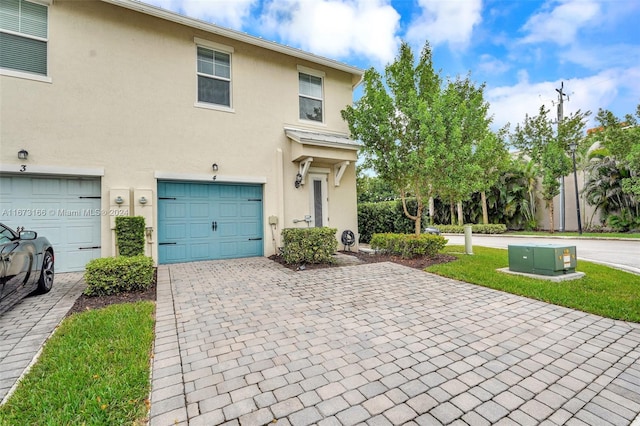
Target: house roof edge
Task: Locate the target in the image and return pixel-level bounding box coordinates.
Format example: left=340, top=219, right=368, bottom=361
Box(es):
left=99, top=0, right=364, bottom=79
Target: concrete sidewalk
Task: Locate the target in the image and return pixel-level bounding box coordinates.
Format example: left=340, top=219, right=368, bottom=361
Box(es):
left=149, top=258, right=640, bottom=425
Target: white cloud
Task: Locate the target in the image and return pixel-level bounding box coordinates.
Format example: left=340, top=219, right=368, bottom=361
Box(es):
left=260, top=0, right=401, bottom=65
left=520, top=0, right=600, bottom=46
left=564, top=43, right=640, bottom=71
left=145, top=0, right=256, bottom=29
left=405, top=0, right=483, bottom=49
left=486, top=68, right=639, bottom=131
left=477, top=54, right=510, bottom=75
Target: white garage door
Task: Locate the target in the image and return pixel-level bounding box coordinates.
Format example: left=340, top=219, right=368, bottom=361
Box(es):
left=0, top=175, right=101, bottom=272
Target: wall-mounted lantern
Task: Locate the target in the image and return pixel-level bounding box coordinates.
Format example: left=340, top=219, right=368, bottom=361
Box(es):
left=18, top=149, right=29, bottom=160
left=139, top=196, right=148, bottom=205
left=115, top=196, right=124, bottom=205
left=212, top=163, right=219, bottom=172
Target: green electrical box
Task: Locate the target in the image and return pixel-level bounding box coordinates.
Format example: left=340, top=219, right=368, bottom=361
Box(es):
left=508, top=244, right=577, bottom=276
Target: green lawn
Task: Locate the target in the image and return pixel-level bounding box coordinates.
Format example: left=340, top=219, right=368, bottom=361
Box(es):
left=0, top=302, right=154, bottom=426
left=505, top=231, right=640, bottom=239
left=428, top=246, right=640, bottom=322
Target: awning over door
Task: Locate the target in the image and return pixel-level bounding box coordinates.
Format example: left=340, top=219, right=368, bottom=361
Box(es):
left=285, top=128, right=360, bottom=164
left=285, top=128, right=360, bottom=187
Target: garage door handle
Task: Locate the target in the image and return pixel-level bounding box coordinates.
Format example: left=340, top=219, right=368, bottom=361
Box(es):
left=79, top=246, right=101, bottom=250
left=212, top=221, right=217, bottom=232
left=248, top=237, right=262, bottom=241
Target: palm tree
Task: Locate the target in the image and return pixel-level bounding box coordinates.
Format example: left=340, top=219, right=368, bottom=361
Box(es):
left=583, top=155, right=637, bottom=227
left=515, top=158, right=539, bottom=230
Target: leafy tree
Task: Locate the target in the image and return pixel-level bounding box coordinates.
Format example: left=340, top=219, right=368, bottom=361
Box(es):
left=473, top=127, right=510, bottom=224
left=356, top=168, right=398, bottom=203
left=511, top=105, right=590, bottom=232
left=590, top=105, right=640, bottom=196
left=428, top=76, right=496, bottom=225
left=342, top=42, right=440, bottom=234
left=343, top=41, right=498, bottom=232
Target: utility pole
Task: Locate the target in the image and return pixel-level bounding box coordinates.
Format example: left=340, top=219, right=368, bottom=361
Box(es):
left=555, top=82, right=568, bottom=232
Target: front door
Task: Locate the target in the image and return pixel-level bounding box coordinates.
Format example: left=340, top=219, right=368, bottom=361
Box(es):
left=308, top=173, right=328, bottom=227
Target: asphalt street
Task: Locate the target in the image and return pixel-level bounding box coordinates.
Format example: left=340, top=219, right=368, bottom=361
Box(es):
left=444, top=234, right=640, bottom=275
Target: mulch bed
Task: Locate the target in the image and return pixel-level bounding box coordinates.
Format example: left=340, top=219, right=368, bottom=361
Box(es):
left=66, top=270, right=157, bottom=317
left=270, top=250, right=458, bottom=271
left=67, top=251, right=456, bottom=315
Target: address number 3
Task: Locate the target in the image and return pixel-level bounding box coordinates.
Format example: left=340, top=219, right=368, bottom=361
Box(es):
left=19, top=165, right=26, bottom=172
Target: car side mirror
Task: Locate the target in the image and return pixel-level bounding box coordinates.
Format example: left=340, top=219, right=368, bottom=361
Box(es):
left=19, top=231, right=37, bottom=240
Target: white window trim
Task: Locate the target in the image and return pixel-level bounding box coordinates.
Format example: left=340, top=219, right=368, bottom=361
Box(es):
left=0, top=0, right=50, bottom=80
left=194, top=37, right=234, bottom=110
left=297, top=65, right=325, bottom=125
left=194, top=37, right=234, bottom=54
left=0, top=67, right=51, bottom=83
left=194, top=101, right=235, bottom=113
left=297, top=65, right=325, bottom=78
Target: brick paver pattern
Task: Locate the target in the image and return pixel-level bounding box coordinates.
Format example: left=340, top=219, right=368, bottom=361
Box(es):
left=0, top=273, right=85, bottom=403
left=150, top=258, right=640, bottom=426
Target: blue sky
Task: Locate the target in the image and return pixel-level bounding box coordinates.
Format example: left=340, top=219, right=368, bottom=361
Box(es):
left=144, top=0, right=640, bottom=130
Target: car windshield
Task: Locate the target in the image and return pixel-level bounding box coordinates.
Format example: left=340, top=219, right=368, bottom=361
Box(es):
left=0, top=225, right=17, bottom=243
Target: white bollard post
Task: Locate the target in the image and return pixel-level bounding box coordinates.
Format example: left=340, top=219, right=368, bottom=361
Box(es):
left=464, top=224, right=473, bottom=255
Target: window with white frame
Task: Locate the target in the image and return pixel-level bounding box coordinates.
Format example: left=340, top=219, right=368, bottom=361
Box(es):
left=197, top=45, right=231, bottom=107
left=299, top=71, right=323, bottom=122
left=0, top=0, right=48, bottom=76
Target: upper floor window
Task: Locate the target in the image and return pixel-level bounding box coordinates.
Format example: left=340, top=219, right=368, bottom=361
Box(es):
left=197, top=45, right=231, bottom=108
left=299, top=69, right=324, bottom=123
left=0, top=0, right=48, bottom=76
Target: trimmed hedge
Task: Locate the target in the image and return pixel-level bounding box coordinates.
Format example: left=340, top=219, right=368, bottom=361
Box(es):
left=358, top=201, right=416, bottom=243
left=358, top=199, right=509, bottom=242
left=84, top=255, right=154, bottom=296
left=281, top=227, right=338, bottom=265
left=370, top=233, right=447, bottom=259
left=436, top=224, right=507, bottom=234
left=115, top=216, right=146, bottom=257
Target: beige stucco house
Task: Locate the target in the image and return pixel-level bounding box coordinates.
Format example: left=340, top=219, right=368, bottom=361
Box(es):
left=0, top=0, right=364, bottom=271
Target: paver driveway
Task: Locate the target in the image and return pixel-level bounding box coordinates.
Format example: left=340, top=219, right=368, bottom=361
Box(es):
left=0, top=273, right=85, bottom=404
left=150, top=258, right=640, bottom=425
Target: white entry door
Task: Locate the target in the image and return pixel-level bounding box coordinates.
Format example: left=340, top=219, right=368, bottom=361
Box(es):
left=308, top=173, right=328, bottom=227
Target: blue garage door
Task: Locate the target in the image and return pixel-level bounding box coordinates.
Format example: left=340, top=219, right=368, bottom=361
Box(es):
left=158, top=181, right=263, bottom=264
left=0, top=175, right=101, bottom=272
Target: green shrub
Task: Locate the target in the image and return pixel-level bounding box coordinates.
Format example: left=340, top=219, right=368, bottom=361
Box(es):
left=436, top=224, right=507, bottom=234
left=358, top=201, right=397, bottom=243
left=84, top=255, right=154, bottom=296
left=281, top=227, right=338, bottom=265
left=115, top=216, right=146, bottom=257
left=370, top=233, right=447, bottom=259
left=358, top=199, right=432, bottom=243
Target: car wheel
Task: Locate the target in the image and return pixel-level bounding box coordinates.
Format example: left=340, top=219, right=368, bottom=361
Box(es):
left=37, top=251, right=54, bottom=293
